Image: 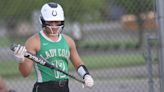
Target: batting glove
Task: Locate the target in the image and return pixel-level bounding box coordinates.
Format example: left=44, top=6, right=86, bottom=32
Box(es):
left=13, top=44, right=26, bottom=63
left=84, top=75, right=94, bottom=88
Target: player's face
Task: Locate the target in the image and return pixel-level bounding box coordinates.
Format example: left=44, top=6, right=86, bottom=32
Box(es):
left=45, top=21, right=62, bottom=35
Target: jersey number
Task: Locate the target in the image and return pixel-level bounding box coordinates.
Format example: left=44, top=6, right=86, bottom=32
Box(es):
left=51, top=60, right=67, bottom=79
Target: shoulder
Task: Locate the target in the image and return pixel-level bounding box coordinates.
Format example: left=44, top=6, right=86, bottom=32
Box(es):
left=63, top=34, right=73, bottom=42
left=63, top=34, right=76, bottom=48
left=25, top=33, right=40, bottom=53
left=26, top=33, right=40, bottom=43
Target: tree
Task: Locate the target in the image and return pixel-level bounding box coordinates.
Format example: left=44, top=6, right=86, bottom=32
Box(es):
left=0, top=0, right=105, bottom=22
left=59, top=0, right=106, bottom=22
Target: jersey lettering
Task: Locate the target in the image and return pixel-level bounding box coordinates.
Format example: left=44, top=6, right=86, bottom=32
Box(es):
left=44, top=49, right=70, bottom=60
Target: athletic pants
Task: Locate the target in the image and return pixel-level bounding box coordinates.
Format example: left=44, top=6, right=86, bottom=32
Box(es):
left=32, top=80, right=69, bottom=92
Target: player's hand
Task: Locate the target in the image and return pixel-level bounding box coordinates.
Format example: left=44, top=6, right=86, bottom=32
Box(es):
left=13, top=44, right=26, bottom=63
left=84, top=75, right=94, bottom=88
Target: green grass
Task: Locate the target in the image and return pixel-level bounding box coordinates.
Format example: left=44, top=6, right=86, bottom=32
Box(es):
left=0, top=37, right=11, bottom=47
left=0, top=61, right=20, bottom=78
left=0, top=36, right=26, bottom=47
left=0, top=53, right=155, bottom=79
left=71, top=54, right=145, bottom=70
left=0, top=61, right=35, bottom=79
left=78, top=40, right=141, bottom=50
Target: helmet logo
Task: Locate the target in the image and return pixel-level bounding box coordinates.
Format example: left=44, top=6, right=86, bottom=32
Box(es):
left=52, top=10, right=57, bottom=16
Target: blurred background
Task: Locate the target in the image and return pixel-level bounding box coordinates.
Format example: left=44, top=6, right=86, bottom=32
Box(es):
left=0, top=0, right=161, bottom=92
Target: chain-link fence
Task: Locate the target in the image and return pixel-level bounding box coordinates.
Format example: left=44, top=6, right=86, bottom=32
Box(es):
left=0, top=0, right=161, bottom=92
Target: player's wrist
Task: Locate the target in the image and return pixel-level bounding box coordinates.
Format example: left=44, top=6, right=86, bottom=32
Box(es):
left=15, top=55, right=25, bottom=63
left=77, top=65, right=90, bottom=79
left=19, top=58, right=25, bottom=63
left=84, top=74, right=92, bottom=79
left=16, top=58, right=25, bottom=63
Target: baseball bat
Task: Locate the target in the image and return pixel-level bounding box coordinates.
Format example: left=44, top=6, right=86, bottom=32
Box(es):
left=10, top=43, right=85, bottom=84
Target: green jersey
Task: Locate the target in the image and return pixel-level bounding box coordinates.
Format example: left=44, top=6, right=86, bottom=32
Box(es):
left=34, top=31, right=70, bottom=82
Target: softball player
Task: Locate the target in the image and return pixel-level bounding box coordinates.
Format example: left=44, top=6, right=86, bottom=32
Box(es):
left=13, top=2, right=94, bottom=92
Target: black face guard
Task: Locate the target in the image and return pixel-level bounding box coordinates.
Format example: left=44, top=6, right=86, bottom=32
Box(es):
left=39, top=16, right=64, bottom=33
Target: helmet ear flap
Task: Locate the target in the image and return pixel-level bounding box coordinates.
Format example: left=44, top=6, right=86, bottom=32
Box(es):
left=60, top=21, right=65, bottom=33
left=39, top=16, right=46, bottom=27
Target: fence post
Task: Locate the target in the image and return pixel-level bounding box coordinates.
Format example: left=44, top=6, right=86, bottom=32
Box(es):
left=156, top=0, right=164, bottom=92
left=144, top=35, right=155, bottom=92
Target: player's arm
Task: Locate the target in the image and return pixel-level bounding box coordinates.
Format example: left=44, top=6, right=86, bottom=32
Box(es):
left=14, top=34, right=39, bottom=77
left=64, top=34, right=94, bottom=87
left=64, top=35, right=83, bottom=69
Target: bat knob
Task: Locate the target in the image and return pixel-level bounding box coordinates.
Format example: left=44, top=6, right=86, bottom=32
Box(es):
left=10, top=43, right=18, bottom=51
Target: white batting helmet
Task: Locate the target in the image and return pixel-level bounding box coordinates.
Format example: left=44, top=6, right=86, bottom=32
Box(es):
left=40, top=2, right=65, bottom=27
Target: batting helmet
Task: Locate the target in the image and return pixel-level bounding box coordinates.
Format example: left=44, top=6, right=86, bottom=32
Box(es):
left=40, top=2, right=64, bottom=27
